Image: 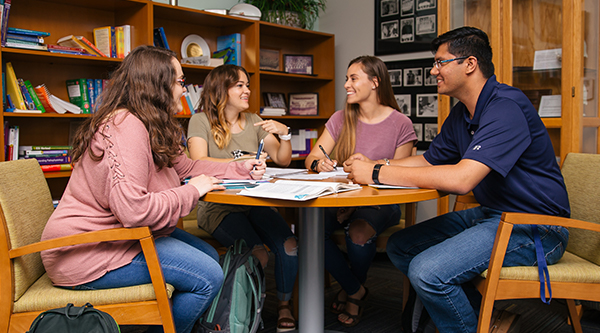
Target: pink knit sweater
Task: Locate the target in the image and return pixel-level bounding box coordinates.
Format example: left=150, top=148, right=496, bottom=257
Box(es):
left=41, top=112, right=251, bottom=286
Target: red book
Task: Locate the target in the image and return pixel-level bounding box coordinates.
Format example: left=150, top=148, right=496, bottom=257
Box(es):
left=47, top=44, right=87, bottom=53
left=40, top=163, right=73, bottom=172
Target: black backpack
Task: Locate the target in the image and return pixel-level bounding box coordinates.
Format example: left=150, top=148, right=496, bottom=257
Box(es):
left=195, top=239, right=266, bottom=333
left=27, top=303, right=119, bottom=333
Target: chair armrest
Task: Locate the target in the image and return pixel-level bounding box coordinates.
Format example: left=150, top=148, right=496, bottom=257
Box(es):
left=8, top=227, right=152, bottom=259
left=501, top=212, right=600, bottom=233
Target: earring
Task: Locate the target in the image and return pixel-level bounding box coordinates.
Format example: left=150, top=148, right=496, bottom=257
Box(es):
left=372, top=86, right=376, bottom=89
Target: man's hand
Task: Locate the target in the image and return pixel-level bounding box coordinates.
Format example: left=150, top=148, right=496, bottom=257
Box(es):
left=344, top=158, right=376, bottom=184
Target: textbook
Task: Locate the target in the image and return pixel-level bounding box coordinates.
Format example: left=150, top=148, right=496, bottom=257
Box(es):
left=237, top=180, right=361, bottom=201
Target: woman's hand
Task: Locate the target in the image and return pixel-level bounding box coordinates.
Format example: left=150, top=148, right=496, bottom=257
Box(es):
left=188, top=175, right=225, bottom=196
left=254, top=119, right=289, bottom=136
left=243, top=159, right=266, bottom=180
left=316, top=158, right=338, bottom=172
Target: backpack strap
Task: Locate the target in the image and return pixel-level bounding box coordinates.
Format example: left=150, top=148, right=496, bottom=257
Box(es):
left=531, top=225, right=552, bottom=304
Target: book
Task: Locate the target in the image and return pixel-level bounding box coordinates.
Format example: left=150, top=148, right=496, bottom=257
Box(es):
left=216, top=33, right=241, bottom=66
left=65, top=79, right=90, bottom=113
left=95, top=78, right=103, bottom=110
left=40, top=163, right=73, bottom=172
left=26, top=155, right=71, bottom=165
left=23, top=80, right=46, bottom=112
left=1, top=0, right=11, bottom=46
left=5, top=62, right=27, bottom=110
left=93, top=26, right=114, bottom=58
left=34, top=84, right=82, bottom=114
left=57, top=35, right=106, bottom=57
left=7, top=108, right=42, bottom=114
left=6, top=33, right=44, bottom=43
left=118, top=24, right=131, bottom=57
left=17, top=79, right=36, bottom=110
left=115, top=26, right=124, bottom=58
left=260, top=107, right=286, bottom=116
left=7, top=125, right=19, bottom=161
left=24, top=149, right=69, bottom=156
left=237, top=180, right=361, bottom=201
left=47, top=43, right=86, bottom=53
left=6, top=26, right=50, bottom=37
left=19, top=145, right=72, bottom=151
left=4, top=40, right=48, bottom=51
left=153, top=27, right=169, bottom=50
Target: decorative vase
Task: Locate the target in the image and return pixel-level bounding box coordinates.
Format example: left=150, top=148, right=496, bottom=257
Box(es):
left=265, top=10, right=303, bottom=29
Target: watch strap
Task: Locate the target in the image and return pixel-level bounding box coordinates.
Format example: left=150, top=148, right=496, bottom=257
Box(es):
left=310, top=159, right=320, bottom=172
left=372, top=164, right=383, bottom=185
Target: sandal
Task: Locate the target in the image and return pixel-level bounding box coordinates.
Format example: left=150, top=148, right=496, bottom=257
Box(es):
left=338, top=287, right=369, bottom=328
left=330, top=289, right=346, bottom=314
left=276, top=304, right=296, bottom=333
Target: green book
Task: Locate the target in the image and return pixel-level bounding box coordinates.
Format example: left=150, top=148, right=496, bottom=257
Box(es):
left=23, top=80, right=45, bottom=113
left=65, top=79, right=91, bottom=113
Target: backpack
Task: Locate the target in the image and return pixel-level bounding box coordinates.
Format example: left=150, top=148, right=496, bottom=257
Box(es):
left=27, top=303, right=119, bottom=333
left=195, top=239, right=266, bottom=333
left=401, top=285, right=436, bottom=333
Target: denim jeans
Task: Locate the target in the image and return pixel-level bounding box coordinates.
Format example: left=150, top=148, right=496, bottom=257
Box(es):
left=71, top=228, right=223, bottom=333
left=212, top=206, right=298, bottom=301
left=324, top=204, right=401, bottom=295
left=386, top=206, right=569, bottom=333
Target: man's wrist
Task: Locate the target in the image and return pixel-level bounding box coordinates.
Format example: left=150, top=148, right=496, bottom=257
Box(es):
left=372, top=164, right=383, bottom=185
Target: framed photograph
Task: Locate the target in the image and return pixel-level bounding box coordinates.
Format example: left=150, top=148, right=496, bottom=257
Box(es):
left=395, top=94, right=411, bottom=116
left=260, top=48, right=281, bottom=71
left=263, top=92, right=287, bottom=109
left=584, top=78, right=594, bottom=101
left=413, top=123, right=423, bottom=141
left=288, top=93, right=319, bottom=116
left=381, top=0, right=399, bottom=17
left=417, top=93, right=438, bottom=117
left=424, top=67, right=436, bottom=86
left=389, top=69, right=403, bottom=87
left=283, top=54, right=313, bottom=75
left=424, top=123, right=438, bottom=142
left=375, top=0, right=437, bottom=55
left=404, top=68, right=423, bottom=86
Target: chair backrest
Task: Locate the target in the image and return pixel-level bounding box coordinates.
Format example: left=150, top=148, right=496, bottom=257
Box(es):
left=0, top=159, right=56, bottom=301
left=561, top=153, right=600, bottom=265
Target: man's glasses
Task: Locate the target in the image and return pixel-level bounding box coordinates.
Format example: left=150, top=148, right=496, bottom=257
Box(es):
left=433, top=56, right=469, bottom=69
left=176, top=76, right=186, bottom=87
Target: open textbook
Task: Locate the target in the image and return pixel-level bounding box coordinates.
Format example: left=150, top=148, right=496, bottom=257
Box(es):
left=237, top=180, right=361, bottom=201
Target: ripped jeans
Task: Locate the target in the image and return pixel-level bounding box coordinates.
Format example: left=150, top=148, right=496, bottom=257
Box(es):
left=324, top=204, right=401, bottom=295
left=212, top=206, right=298, bottom=301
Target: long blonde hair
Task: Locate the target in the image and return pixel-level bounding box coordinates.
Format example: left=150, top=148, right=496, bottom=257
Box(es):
left=200, top=65, right=250, bottom=149
left=334, top=56, right=400, bottom=162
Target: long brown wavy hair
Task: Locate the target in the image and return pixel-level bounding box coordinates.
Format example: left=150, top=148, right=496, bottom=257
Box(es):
left=70, top=45, right=184, bottom=170
left=334, top=55, right=400, bottom=163
left=200, top=64, right=250, bottom=149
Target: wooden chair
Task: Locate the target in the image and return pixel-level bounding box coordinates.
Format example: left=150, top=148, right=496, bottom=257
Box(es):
left=0, top=159, right=176, bottom=333
left=474, top=153, right=600, bottom=333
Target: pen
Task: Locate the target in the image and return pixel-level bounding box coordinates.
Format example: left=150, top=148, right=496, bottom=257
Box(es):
left=319, top=145, right=337, bottom=167
left=253, top=139, right=264, bottom=170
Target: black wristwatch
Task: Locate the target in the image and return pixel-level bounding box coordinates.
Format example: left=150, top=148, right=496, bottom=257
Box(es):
left=310, top=159, right=320, bottom=172
left=372, top=164, right=383, bottom=185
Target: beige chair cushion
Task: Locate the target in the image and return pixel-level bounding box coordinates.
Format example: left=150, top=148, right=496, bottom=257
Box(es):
left=13, top=273, right=175, bottom=313
left=480, top=251, right=600, bottom=283
left=561, top=153, right=600, bottom=266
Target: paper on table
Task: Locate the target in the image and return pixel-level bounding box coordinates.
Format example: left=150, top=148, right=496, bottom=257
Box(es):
left=319, top=167, right=349, bottom=177
left=238, top=180, right=361, bottom=201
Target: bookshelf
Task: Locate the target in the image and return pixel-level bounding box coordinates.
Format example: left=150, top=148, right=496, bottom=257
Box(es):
left=0, top=0, right=335, bottom=198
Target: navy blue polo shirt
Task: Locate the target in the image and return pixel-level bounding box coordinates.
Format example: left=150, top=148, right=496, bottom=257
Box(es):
left=423, top=75, right=570, bottom=217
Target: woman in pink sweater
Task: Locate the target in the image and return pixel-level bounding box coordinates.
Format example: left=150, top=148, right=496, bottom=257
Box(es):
left=40, top=45, right=265, bottom=333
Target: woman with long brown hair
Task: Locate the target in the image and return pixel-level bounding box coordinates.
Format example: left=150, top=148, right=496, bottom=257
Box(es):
left=41, top=46, right=265, bottom=333
left=305, top=55, right=417, bottom=327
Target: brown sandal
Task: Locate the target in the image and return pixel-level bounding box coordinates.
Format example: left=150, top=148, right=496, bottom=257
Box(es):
left=338, top=287, right=369, bottom=327
left=276, top=304, right=296, bottom=333
left=330, top=289, right=346, bottom=314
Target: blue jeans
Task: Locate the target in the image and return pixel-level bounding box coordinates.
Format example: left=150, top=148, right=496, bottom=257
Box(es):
left=71, top=228, right=223, bottom=333
left=386, top=206, right=569, bottom=333
left=324, top=204, right=401, bottom=295
left=212, top=206, right=298, bottom=301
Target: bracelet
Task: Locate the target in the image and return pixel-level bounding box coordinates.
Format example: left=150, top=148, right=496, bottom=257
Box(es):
left=372, top=164, right=383, bottom=185
left=310, top=159, right=320, bottom=172
left=383, top=158, right=390, bottom=165
left=278, top=127, right=292, bottom=141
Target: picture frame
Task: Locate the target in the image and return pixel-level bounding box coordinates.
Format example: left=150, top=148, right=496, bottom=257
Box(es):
left=390, top=69, right=403, bottom=87
left=260, top=48, right=281, bottom=71
left=413, top=123, right=423, bottom=141
left=375, top=0, right=437, bottom=55
left=288, top=93, right=319, bottom=116
left=404, top=68, right=423, bottom=86
left=417, top=93, right=438, bottom=117
left=263, top=92, right=287, bottom=109
left=283, top=54, right=314, bottom=75
left=424, top=123, right=438, bottom=142
left=395, top=94, right=411, bottom=116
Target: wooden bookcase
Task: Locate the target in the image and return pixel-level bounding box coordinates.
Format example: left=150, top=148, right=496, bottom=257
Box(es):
left=0, top=0, right=335, bottom=199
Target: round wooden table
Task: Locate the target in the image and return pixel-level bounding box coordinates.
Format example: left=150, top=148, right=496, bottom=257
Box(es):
left=203, top=180, right=444, bottom=333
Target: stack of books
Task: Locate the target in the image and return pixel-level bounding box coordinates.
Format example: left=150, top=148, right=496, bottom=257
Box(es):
left=177, top=84, right=202, bottom=115
left=291, top=128, right=318, bottom=158
left=93, top=25, right=132, bottom=58
left=19, top=145, right=73, bottom=172
left=260, top=107, right=286, bottom=116
left=66, top=78, right=109, bottom=114
left=56, top=35, right=106, bottom=57
left=4, top=27, right=49, bottom=51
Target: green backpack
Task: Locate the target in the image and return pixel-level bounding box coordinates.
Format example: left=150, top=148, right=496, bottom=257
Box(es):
left=195, top=239, right=266, bottom=333
left=27, top=303, right=120, bottom=333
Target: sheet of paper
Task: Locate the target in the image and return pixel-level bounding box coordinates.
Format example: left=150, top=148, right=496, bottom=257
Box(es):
left=319, top=167, right=349, bottom=177
left=538, top=95, right=561, bottom=117
left=533, top=48, right=562, bottom=70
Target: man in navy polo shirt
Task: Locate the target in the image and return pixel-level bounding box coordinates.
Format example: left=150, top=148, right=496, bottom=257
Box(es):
left=343, top=27, right=570, bottom=332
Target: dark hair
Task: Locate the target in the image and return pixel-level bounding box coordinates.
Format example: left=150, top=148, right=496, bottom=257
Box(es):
left=431, top=26, right=494, bottom=78
left=334, top=55, right=401, bottom=163
left=71, top=45, right=184, bottom=170
left=200, top=64, right=251, bottom=149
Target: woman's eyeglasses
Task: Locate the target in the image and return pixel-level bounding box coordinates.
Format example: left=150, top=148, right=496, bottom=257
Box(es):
left=432, top=56, right=469, bottom=69
left=176, top=76, right=186, bottom=87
